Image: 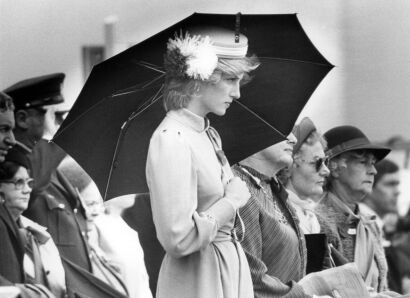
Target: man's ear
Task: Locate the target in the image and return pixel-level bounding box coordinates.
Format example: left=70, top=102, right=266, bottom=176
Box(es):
left=14, top=110, right=30, bottom=130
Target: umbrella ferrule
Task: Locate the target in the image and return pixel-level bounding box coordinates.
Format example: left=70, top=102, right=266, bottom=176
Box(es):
left=235, top=13, right=241, bottom=43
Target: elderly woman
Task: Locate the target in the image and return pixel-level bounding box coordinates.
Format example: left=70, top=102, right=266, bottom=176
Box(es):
left=0, top=144, right=66, bottom=298
left=146, top=27, right=259, bottom=298
left=281, top=117, right=330, bottom=234
left=315, top=125, right=395, bottom=296
left=232, top=131, right=333, bottom=298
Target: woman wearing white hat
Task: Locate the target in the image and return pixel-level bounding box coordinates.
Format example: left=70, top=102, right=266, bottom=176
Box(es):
left=146, top=27, right=259, bottom=298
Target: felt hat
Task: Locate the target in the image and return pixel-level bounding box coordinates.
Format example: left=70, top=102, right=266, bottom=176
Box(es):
left=292, top=117, right=317, bottom=154
left=324, top=125, right=390, bottom=161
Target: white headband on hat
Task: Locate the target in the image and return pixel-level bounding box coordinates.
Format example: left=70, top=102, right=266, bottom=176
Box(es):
left=190, top=27, right=248, bottom=59
left=164, top=27, right=249, bottom=80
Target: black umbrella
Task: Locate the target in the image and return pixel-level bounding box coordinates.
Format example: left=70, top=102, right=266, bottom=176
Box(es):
left=53, top=12, right=333, bottom=200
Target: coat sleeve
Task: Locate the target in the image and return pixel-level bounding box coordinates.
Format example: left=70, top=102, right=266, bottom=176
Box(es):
left=238, top=196, right=310, bottom=298
left=146, top=129, right=235, bottom=258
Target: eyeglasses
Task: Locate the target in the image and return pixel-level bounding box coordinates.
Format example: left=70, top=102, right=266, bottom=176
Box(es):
left=1, top=178, right=34, bottom=190
left=298, top=157, right=329, bottom=172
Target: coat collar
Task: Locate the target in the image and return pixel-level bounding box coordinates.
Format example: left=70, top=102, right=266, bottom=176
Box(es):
left=19, top=215, right=50, bottom=244
left=167, top=108, right=210, bottom=132
left=323, top=191, right=376, bottom=224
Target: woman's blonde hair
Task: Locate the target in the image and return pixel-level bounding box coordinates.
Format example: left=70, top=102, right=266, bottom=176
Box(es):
left=277, top=131, right=327, bottom=186
left=163, top=56, right=259, bottom=112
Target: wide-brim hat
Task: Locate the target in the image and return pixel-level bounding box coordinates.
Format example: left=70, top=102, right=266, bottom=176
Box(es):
left=324, top=125, right=390, bottom=161
left=292, top=117, right=317, bottom=154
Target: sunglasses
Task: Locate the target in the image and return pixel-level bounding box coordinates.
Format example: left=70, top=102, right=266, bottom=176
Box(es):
left=1, top=178, right=34, bottom=190
left=298, top=157, right=329, bottom=172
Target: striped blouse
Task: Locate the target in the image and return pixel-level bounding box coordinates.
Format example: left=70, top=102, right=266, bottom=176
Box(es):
left=233, top=165, right=311, bottom=298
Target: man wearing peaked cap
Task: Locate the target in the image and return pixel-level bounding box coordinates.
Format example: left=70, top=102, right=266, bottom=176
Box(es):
left=4, top=73, right=93, bottom=274
left=315, top=125, right=394, bottom=295
left=4, top=73, right=65, bottom=150
left=4, top=73, right=65, bottom=110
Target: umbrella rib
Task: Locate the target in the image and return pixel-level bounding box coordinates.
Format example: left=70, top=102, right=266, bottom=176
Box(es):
left=55, top=75, right=165, bottom=138
left=258, top=56, right=334, bottom=67
left=54, top=97, right=111, bottom=137
left=141, top=73, right=165, bottom=88
left=112, top=74, right=165, bottom=97
left=233, top=99, right=287, bottom=139
left=135, top=61, right=165, bottom=74
left=104, top=85, right=164, bottom=199
left=128, top=85, right=164, bottom=122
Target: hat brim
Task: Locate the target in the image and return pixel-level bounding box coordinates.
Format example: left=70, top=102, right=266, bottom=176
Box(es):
left=327, top=140, right=391, bottom=161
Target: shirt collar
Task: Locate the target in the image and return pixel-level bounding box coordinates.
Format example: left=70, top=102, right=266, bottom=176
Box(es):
left=167, top=108, right=210, bottom=132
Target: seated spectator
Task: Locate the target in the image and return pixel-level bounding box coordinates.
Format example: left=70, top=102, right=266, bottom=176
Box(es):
left=278, top=118, right=345, bottom=274
left=315, top=125, right=395, bottom=296
left=280, top=118, right=330, bottom=234
left=4, top=73, right=92, bottom=272
left=0, top=91, right=58, bottom=298
left=0, top=144, right=66, bottom=297
left=60, top=156, right=152, bottom=298
left=232, top=133, right=332, bottom=298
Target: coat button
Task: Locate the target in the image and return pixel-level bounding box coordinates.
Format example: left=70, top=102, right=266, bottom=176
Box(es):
left=58, top=203, right=65, bottom=209
left=73, top=208, right=78, bottom=213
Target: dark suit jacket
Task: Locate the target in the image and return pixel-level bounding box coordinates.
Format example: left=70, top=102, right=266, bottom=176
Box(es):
left=25, top=170, right=92, bottom=272
left=0, top=204, right=25, bottom=283
left=23, top=139, right=91, bottom=272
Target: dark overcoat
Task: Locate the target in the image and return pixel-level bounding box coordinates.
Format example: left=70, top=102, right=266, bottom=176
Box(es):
left=25, top=169, right=91, bottom=272
left=0, top=204, right=25, bottom=283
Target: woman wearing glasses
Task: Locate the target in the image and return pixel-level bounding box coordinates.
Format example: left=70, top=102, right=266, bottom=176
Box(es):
left=279, top=117, right=330, bottom=234
left=0, top=144, right=66, bottom=298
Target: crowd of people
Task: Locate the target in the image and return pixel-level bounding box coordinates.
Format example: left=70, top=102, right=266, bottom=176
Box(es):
left=1, top=24, right=410, bottom=298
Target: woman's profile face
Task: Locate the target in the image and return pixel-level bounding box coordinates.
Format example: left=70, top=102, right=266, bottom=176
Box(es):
left=291, top=141, right=329, bottom=200
left=194, top=73, right=244, bottom=117
left=259, top=133, right=297, bottom=169
left=0, top=166, right=32, bottom=217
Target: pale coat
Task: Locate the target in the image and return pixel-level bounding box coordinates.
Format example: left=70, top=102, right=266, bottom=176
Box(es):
left=20, top=215, right=66, bottom=298
left=93, top=213, right=153, bottom=298
left=146, top=108, right=253, bottom=298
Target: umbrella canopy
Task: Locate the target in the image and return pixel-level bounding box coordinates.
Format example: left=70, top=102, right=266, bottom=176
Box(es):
left=53, top=12, right=333, bottom=200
